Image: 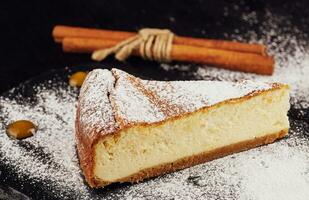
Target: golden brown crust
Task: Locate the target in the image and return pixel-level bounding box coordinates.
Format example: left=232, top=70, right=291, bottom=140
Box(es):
left=93, top=129, right=288, bottom=187
left=75, top=105, right=95, bottom=186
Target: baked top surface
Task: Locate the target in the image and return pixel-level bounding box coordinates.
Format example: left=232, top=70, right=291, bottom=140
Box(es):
left=78, top=68, right=279, bottom=137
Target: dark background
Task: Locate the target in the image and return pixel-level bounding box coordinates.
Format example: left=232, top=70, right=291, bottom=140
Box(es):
left=1, top=0, right=309, bottom=199
left=1, top=0, right=309, bottom=93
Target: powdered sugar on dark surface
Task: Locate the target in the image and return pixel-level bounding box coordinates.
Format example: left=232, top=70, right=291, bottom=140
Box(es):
left=0, top=77, right=308, bottom=200
left=1, top=2, right=309, bottom=200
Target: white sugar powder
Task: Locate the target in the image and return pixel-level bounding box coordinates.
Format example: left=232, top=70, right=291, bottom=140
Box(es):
left=0, top=7, right=309, bottom=200
left=161, top=10, right=309, bottom=108
left=0, top=74, right=308, bottom=199
left=0, top=86, right=90, bottom=199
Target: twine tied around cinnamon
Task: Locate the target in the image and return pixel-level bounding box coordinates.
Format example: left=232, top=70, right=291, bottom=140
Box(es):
left=91, top=28, right=174, bottom=62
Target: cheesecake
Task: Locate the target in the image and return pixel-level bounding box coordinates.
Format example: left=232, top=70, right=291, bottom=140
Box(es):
left=75, top=68, right=290, bottom=188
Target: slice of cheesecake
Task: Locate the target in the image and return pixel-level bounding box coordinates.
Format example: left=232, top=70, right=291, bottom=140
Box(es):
left=75, top=68, right=290, bottom=188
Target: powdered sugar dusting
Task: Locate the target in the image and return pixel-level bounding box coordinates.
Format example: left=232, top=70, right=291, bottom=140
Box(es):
left=0, top=72, right=308, bottom=200
left=146, top=80, right=271, bottom=111
left=0, top=85, right=90, bottom=199
left=112, top=68, right=273, bottom=124
left=1, top=4, right=309, bottom=199
left=111, top=69, right=165, bottom=124
left=239, top=144, right=309, bottom=200
left=1, top=68, right=307, bottom=199
left=78, top=69, right=117, bottom=134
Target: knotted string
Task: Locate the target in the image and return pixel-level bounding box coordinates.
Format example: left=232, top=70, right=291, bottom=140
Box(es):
left=91, top=28, right=174, bottom=62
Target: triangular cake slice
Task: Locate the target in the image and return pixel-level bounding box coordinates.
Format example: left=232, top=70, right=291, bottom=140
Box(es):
left=75, top=68, right=290, bottom=188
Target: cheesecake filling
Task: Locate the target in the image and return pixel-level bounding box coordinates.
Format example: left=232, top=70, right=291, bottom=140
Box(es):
left=94, top=87, right=290, bottom=182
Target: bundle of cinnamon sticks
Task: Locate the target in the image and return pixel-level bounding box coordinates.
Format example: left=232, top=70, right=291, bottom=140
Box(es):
left=52, top=25, right=274, bottom=75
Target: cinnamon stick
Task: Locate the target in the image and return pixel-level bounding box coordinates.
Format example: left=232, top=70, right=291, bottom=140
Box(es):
left=53, top=26, right=134, bottom=43
left=171, top=45, right=273, bottom=75
left=53, top=25, right=266, bottom=55
left=63, top=37, right=118, bottom=53
left=62, top=37, right=274, bottom=75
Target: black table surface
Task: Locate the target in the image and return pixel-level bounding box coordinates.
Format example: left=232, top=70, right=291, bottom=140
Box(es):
left=1, top=0, right=309, bottom=199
